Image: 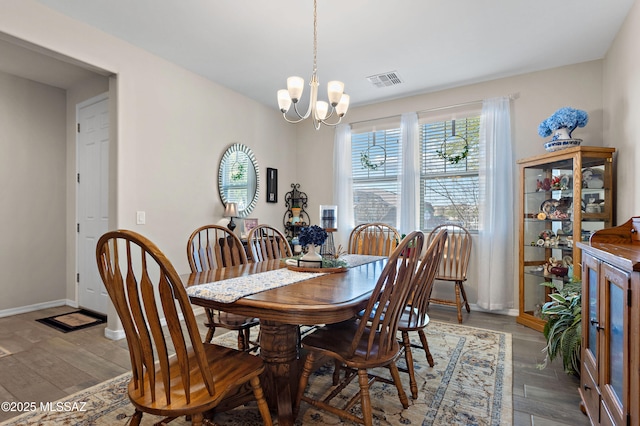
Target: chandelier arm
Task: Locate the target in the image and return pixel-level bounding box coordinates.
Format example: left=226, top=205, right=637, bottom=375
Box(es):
left=281, top=113, right=307, bottom=124
left=292, top=101, right=312, bottom=120
left=318, top=114, right=344, bottom=127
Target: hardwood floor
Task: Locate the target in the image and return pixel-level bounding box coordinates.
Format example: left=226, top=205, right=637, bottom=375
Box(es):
left=0, top=305, right=589, bottom=425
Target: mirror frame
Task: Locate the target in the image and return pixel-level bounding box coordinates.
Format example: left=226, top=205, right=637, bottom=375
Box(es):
left=218, top=143, right=260, bottom=218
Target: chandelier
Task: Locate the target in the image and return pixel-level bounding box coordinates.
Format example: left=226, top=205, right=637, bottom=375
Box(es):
left=276, top=0, right=350, bottom=129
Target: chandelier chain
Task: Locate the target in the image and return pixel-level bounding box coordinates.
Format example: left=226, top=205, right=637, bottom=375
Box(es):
left=313, top=0, right=318, bottom=76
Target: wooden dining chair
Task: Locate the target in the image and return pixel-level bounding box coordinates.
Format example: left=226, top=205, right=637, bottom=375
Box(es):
left=348, top=222, right=401, bottom=256
left=246, top=224, right=292, bottom=262
left=347, top=223, right=367, bottom=254
left=96, top=230, right=272, bottom=426
left=396, top=228, right=448, bottom=399
left=294, top=230, right=424, bottom=426
left=187, top=224, right=259, bottom=350
left=427, top=224, right=472, bottom=323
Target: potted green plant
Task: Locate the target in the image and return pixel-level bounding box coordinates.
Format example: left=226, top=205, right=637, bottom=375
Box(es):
left=537, top=279, right=582, bottom=376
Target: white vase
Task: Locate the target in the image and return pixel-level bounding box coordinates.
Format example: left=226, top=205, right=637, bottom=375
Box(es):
left=552, top=127, right=572, bottom=141
left=544, top=126, right=582, bottom=152
left=300, top=244, right=322, bottom=263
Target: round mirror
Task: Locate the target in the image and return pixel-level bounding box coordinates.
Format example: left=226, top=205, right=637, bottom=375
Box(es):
left=218, top=143, right=259, bottom=218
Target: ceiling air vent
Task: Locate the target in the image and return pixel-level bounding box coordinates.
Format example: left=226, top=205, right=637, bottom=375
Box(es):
left=366, top=71, right=404, bottom=88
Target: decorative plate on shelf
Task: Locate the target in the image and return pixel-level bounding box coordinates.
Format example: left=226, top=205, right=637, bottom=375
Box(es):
left=582, top=167, right=602, bottom=181
left=559, top=174, right=571, bottom=190
left=540, top=199, right=559, bottom=216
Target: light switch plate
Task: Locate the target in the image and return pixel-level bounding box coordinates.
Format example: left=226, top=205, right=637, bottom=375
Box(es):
left=136, top=211, right=146, bottom=225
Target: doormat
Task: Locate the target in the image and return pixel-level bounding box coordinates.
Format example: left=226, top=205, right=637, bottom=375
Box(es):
left=36, top=309, right=106, bottom=333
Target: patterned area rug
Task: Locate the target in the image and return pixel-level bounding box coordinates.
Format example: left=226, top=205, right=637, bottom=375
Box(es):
left=0, top=321, right=511, bottom=425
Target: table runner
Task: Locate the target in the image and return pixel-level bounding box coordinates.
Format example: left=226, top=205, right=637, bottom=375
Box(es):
left=186, top=254, right=384, bottom=303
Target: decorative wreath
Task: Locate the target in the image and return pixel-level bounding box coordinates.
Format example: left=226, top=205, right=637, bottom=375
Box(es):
left=230, top=161, right=246, bottom=181
left=360, top=145, right=387, bottom=171
left=436, top=136, right=469, bottom=164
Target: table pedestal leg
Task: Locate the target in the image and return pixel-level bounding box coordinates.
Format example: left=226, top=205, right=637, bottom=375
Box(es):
left=259, top=321, right=299, bottom=426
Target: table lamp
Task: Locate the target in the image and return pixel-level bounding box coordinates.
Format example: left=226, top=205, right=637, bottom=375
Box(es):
left=224, top=202, right=238, bottom=231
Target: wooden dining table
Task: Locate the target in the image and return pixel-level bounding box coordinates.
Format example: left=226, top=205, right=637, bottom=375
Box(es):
left=182, top=256, right=387, bottom=426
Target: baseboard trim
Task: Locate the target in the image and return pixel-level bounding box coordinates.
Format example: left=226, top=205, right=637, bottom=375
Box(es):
left=104, top=327, right=126, bottom=341
left=0, top=299, right=69, bottom=318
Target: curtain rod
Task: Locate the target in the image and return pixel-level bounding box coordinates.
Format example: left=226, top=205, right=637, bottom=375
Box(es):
left=348, top=93, right=519, bottom=127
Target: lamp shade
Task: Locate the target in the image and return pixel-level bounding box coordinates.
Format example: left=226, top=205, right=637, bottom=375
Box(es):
left=224, top=202, right=238, bottom=218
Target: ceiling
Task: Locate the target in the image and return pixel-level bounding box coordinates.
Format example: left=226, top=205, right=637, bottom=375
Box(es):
left=6, top=1, right=636, bottom=107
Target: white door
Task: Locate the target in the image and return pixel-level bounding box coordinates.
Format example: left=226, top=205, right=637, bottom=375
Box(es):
left=77, top=94, right=109, bottom=314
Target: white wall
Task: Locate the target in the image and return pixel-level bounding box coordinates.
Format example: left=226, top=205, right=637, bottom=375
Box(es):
left=0, top=1, right=298, bottom=325
left=603, top=0, right=640, bottom=221
left=295, top=60, right=605, bottom=312
left=0, top=70, right=67, bottom=310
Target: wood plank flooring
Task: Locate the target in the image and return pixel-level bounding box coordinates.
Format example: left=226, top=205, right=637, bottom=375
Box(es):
left=0, top=305, right=589, bottom=425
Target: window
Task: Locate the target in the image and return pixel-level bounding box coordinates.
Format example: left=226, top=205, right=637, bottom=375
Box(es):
left=349, top=112, right=480, bottom=232
left=351, top=128, right=400, bottom=226
left=420, top=116, right=480, bottom=231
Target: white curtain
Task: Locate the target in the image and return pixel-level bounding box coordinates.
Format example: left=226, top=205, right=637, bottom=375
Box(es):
left=333, top=124, right=354, bottom=250
left=399, top=112, right=419, bottom=234
left=477, top=97, right=514, bottom=310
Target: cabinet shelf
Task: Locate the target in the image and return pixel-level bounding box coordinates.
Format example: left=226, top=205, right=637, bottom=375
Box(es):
left=517, top=146, right=615, bottom=332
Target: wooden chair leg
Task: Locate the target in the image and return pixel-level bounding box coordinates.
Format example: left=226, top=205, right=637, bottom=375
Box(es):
left=332, top=359, right=342, bottom=385
left=204, top=309, right=216, bottom=343
left=129, top=410, right=143, bottom=426
left=357, top=369, right=374, bottom=426
left=459, top=281, right=471, bottom=312
left=294, top=352, right=316, bottom=416
left=237, top=331, right=246, bottom=351
left=388, top=362, right=409, bottom=409
left=190, top=412, right=203, bottom=426
left=401, top=331, right=418, bottom=399
left=418, top=329, right=434, bottom=367
left=249, top=376, right=273, bottom=426
left=454, top=284, right=463, bottom=323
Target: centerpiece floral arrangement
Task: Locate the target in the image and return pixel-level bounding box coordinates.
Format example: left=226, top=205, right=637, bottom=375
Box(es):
left=298, top=225, right=328, bottom=247
left=288, top=225, right=346, bottom=269
left=538, top=107, right=589, bottom=141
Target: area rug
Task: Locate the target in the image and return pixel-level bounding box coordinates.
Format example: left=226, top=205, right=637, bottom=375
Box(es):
left=36, top=309, right=106, bottom=333
left=0, top=321, right=512, bottom=425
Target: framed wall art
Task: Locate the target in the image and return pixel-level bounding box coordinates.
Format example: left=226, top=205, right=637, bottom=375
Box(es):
left=266, top=167, right=277, bottom=203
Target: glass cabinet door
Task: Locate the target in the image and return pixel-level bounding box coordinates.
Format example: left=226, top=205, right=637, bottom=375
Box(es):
left=599, top=262, right=629, bottom=426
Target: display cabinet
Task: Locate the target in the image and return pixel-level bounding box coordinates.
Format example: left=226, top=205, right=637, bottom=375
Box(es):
left=577, top=217, right=640, bottom=426
left=517, top=146, right=615, bottom=331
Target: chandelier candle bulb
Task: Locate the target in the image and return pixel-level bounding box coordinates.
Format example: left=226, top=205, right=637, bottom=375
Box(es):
left=327, top=81, right=344, bottom=105
left=315, top=101, right=329, bottom=120
left=336, top=94, right=350, bottom=116
left=277, top=90, right=292, bottom=113
left=287, top=76, right=304, bottom=102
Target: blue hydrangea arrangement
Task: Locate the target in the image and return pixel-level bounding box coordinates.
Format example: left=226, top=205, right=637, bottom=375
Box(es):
left=298, top=225, right=328, bottom=247
left=538, top=107, right=589, bottom=138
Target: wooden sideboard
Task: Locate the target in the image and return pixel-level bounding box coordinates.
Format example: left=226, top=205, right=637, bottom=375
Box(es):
left=576, top=217, right=640, bottom=426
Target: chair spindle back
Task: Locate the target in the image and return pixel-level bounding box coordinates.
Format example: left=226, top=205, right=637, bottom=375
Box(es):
left=96, top=230, right=216, bottom=405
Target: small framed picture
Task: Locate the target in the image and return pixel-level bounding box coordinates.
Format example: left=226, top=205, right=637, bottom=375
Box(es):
left=244, top=218, right=259, bottom=235
left=266, top=167, right=278, bottom=203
